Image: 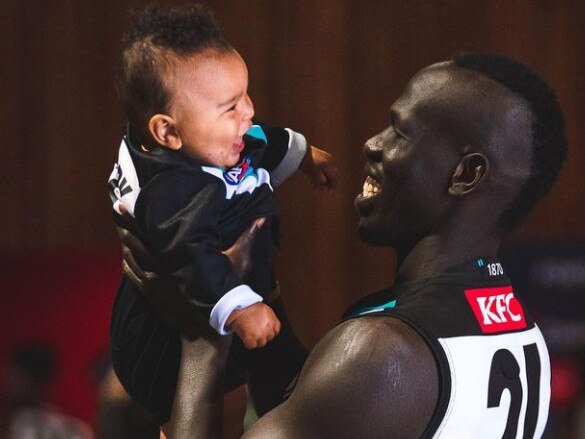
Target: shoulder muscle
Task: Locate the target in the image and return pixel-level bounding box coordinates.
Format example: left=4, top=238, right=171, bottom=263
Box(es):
left=246, top=317, right=439, bottom=438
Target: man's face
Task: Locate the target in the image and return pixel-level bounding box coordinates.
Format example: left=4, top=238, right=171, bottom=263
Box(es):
left=165, top=49, right=255, bottom=168
left=355, top=63, right=479, bottom=248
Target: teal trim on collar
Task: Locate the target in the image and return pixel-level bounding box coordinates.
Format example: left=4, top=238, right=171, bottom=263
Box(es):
left=356, top=299, right=397, bottom=316
left=246, top=125, right=267, bottom=144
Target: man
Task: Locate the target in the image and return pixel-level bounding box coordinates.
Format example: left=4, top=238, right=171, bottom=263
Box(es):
left=122, top=53, right=566, bottom=438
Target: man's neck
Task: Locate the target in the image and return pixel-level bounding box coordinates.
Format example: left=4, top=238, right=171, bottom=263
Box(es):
left=396, top=231, right=502, bottom=282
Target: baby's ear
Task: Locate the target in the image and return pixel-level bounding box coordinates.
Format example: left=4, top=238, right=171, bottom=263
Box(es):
left=148, top=114, right=182, bottom=150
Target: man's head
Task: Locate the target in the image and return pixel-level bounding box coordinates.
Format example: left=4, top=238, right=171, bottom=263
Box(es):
left=118, top=4, right=254, bottom=168
left=356, top=53, right=566, bottom=249
left=452, top=53, right=566, bottom=230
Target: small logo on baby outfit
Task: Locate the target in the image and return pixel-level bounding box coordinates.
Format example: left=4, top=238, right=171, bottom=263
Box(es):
left=224, top=156, right=252, bottom=185
left=110, top=164, right=133, bottom=197
left=464, top=286, right=526, bottom=333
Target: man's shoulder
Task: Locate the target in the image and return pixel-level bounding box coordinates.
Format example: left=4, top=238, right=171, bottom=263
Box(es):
left=279, top=315, right=438, bottom=438
left=307, top=316, right=438, bottom=392
left=330, top=316, right=432, bottom=365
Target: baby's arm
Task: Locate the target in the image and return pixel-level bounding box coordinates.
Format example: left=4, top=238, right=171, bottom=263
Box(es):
left=299, top=145, right=339, bottom=191
left=255, top=123, right=338, bottom=190
left=226, top=302, right=281, bottom=349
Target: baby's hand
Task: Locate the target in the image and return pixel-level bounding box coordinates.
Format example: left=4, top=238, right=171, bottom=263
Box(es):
left=227, top=303, right=281, bottom=349
left=299, top=145, right=339, bottom=191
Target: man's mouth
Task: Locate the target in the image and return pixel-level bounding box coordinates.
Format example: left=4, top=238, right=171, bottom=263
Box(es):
left=361, top=175, right=382, bottom=198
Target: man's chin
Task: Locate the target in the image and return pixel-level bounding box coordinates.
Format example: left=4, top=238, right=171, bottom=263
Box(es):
left=357, top=223, right=387, bottom=247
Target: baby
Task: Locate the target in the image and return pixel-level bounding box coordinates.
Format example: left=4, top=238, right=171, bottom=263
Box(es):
left=107, top=3, right=336, bottom=428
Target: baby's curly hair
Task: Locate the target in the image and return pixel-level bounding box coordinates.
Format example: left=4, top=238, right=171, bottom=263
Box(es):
left=117, top=3, right=232, bottom=143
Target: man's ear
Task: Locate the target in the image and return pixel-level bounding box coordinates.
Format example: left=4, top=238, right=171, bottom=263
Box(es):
left=448, top=152, right=489, bottom=197
left=148, top=114, right=182, bottom=150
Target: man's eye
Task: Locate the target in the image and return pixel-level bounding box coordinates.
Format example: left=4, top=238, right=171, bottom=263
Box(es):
left=392, top=126, right=405, bottom=140
left=389, top=114, right=406, bottom=140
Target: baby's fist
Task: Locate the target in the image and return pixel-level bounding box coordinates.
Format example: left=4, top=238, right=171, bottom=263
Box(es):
left=227, top=302, right=281, bottom=349
left=299, top=146, right=338, bottom=191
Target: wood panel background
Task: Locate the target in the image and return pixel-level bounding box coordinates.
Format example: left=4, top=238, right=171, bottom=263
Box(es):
left=2, top=0, right=584, bottom=346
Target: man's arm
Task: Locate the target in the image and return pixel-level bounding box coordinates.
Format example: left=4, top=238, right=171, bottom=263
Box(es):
left=118, top=217, right=265, bottom=338
left=121, top=227, right=233, bottom=439
left=119, top=217, right=307, bottom=415
left=243, top=317, right=439, bottom=438
left=161, top=334, right=232, bottom=439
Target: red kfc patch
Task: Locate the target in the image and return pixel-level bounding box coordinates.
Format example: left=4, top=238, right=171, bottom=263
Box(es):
left=464, top=286, right=527, bottom=333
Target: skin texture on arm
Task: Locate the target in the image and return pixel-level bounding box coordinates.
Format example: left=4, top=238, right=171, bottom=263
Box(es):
left=243, top=317, right=439, bottom=439
left=161, top=334, right=232, bottom=439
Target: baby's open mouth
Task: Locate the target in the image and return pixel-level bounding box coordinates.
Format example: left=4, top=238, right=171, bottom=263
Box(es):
left=233, top=138, right=245, bottom=152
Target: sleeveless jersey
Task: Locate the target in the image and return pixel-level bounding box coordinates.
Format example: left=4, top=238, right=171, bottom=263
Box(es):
left=343, top=258, right=551, bottom=439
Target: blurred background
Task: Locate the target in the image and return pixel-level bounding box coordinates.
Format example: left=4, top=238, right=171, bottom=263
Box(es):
left=1, top=0, right=584, bottom=437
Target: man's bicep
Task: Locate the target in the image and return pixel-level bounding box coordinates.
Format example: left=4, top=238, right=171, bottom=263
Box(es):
left=242, top=328, right=368, bottom=438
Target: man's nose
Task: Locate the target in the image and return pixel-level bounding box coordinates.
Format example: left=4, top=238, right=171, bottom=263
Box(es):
left=363, top=135, right=383, bottom=162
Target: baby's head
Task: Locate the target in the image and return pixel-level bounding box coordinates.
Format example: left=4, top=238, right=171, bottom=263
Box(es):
left=118, top=3, right=255, bottom=168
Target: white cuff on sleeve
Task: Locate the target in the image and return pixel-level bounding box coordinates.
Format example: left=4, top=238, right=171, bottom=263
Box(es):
left=209, top=285, right=263, bottom=335
left=270, top=129, right=308, bottom=187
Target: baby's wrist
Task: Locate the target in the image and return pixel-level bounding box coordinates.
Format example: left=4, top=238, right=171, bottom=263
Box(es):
left=226, top=307, right=247, bottom=329
left=209, top=285, right=262, bottom=335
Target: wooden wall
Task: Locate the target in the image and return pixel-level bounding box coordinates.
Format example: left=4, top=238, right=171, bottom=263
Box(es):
left=2, top=0, right=584, bottom=346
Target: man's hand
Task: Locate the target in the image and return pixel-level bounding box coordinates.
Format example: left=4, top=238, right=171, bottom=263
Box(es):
left=223, top=217, right=266, bottom=279
left=118, top=226, right=212, bottom=338
left=117, top=212, right=266, bottom=338
left=226, top=302, right=281, bottom=349
left=299, top=145, right=339, bottom=191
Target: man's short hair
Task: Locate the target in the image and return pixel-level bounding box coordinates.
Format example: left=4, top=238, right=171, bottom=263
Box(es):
left=117, top=3, right=231, bottom=143
left=453, top=53, right=567, bottom=230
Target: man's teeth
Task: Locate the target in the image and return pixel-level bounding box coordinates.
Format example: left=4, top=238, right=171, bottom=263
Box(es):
left=362, top=176, right=381, bottom=197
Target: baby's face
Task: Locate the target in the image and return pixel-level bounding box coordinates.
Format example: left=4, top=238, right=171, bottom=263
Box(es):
left=165, top=49, right=254, bottom=168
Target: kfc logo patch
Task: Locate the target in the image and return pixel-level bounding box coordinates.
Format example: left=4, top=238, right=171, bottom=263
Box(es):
left=464, top=286, right=526, bottom=333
